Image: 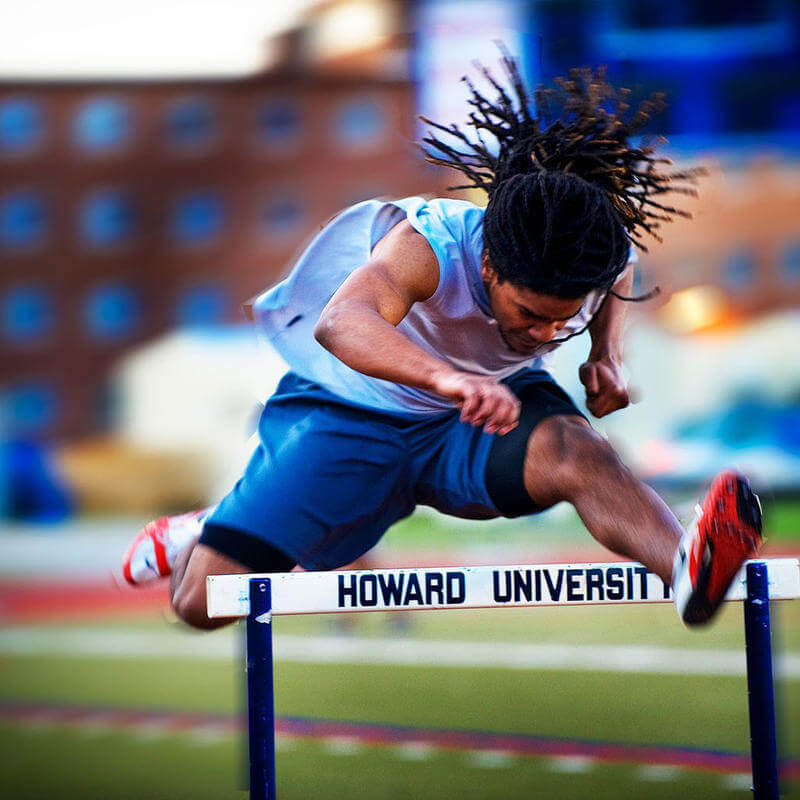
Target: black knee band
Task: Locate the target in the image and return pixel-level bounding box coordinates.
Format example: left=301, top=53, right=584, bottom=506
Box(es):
left=485, top=376, right=585, bottom=518
left=199, top=523, right=297, bottom=573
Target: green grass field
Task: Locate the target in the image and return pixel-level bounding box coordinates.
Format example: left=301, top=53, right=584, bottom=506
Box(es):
left=2, top=599, right=798, bottom=799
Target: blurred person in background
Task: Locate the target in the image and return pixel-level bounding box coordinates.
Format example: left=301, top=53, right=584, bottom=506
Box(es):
left=121, top=54, right=762, bottom=629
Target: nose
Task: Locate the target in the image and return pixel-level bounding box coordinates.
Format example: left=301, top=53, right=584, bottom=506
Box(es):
left=528, top=320, right=565, bottom=342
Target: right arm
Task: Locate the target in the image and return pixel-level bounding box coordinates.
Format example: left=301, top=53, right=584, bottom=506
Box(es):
left=313, top=221, right=520, bottom=435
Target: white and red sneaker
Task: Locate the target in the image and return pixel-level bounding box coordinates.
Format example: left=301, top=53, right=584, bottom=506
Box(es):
left=121, top=508, right=211, bottom=586
left=673, top=470, right=762, bottom=625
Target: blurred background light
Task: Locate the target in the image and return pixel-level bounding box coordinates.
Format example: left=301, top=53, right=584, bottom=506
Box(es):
left=305, top=0, right=395, bottom=62
left=658, top=285, right=729, bottom=334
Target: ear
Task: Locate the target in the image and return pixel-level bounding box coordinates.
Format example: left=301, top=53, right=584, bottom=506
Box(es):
left=481, top=250, right=497, bottom=284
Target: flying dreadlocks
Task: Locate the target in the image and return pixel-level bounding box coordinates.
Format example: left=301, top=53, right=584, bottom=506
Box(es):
left=421, top=53, right=704, bottom=301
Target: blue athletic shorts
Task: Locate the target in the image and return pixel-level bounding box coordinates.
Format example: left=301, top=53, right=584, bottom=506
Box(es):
left=201, top=370, right=583, bottom=571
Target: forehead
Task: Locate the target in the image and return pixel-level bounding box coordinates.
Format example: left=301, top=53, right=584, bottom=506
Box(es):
left=503, top=283, right=586, bottom=319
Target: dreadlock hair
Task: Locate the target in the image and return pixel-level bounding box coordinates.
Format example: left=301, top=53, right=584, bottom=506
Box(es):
left=421, top=52, right=704, bottom=301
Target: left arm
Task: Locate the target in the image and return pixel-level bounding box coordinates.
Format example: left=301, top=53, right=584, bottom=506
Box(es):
left=578, top=265, right=633, bottom=418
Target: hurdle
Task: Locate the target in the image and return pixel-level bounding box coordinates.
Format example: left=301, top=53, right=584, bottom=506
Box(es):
left=207, top=558, right=800, bottom=800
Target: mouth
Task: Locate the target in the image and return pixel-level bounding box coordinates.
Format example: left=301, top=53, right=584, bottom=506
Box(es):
left=505, top=331, right=541, bottom=353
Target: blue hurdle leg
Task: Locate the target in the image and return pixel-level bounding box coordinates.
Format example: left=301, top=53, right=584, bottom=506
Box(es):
left=247, top=578, right=277, bottom=800
left=744, top=561, right=779, bottom=800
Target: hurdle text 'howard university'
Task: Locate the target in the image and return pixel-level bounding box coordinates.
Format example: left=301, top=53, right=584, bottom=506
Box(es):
left=206, top=559, right=800, bottom=618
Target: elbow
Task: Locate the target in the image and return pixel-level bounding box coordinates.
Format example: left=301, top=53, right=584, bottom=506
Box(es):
left=313, top=310, right=336, bottom=351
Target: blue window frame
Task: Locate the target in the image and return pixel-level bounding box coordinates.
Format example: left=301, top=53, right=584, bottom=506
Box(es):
left=79, top=189, right=137, bottom=248
left=256, top=100, right=302, bottom=147
left=165, top=96, right=218, bottom=149
left=0, top=98, right=44, bottom=154
left=1, top=381, right=57, bottom=434
left=74, top=97, right=132, bottom=152
left=334, top=98, right=387, bottom=149
left=2, top=287, right=53, bottom=341
left=260, top=197, right=305, bottom=237
left=722, top=247, right=755, bottom=290
left=84, top=284, right=141, bottom=341
left=0, top=190, right=48, bottom=249
left=170, top=191, right=224, bottom=245
left=175, top=284, right=228, bottom=326
left=781, top=240, right=800, bottom=283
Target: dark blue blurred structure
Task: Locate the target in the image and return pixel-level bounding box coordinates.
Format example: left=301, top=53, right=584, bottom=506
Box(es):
left=528, top=0, right=800, bottom=154
left=0, top=440, right=74, bottom=522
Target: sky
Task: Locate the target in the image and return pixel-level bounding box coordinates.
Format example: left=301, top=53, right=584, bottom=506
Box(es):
left=0, top=0, right=319, bottom=79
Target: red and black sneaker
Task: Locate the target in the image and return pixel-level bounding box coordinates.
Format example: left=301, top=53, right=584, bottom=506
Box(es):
left=673, top=470, right=762, bottom=626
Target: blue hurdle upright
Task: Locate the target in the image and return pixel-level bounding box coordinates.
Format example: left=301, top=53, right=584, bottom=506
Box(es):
left=205, top=558, right=800, bottom=800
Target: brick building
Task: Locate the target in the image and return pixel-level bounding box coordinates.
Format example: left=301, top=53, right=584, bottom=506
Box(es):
left=0, top=68, right=443, bottom=442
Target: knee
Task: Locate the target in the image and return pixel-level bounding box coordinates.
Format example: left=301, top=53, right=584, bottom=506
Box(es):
left=171, top=579, right=216, bottom=630
left=525, top=417, right=628, bottom=501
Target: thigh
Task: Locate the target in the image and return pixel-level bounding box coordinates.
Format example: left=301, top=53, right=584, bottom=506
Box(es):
left=412, top=371, right=586, bottom=520
left=207, top=388, right=415, bottom=571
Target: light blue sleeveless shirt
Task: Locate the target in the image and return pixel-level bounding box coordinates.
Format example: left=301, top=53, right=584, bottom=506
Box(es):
left=252, top=197, right=609, bottom=415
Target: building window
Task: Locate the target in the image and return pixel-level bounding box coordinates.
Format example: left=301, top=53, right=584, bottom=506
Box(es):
left=170, top=191, right=225, bottom=246
left=334, top=97, right=387, bottom=150
left=781, top=240, right=800, bottom=283
left=74, top=97, right=133, bottom=152
left=722, top=247, right=755, bottom=291
left=260, top=196, right=306, bottom=239
left=255, top=100, right=302, bottom=149
left=0, top=190, right=48, bottom=249
left=2, top=287, right=53, bottom=342
left=79, top=189, right=137, bottom=248
left=84, top=283, right=141, bottom=341
left=1, top=380, right=57, bottom=435
left=165, top=96, right=218, bottom=151
left=0, top=98, right=44, bottom=155
left=175, top=284, right=228, bottom=326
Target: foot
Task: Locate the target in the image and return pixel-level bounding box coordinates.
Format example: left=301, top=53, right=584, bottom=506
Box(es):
left=673, top=470, right=762, bottom=626
left=122, top=509, right=211, bottom=586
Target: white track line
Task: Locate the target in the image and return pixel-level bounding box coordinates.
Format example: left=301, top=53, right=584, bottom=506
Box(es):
left=322, top=736, right=363, bottom=756
left=393, top=742, right=436, bottom=761
left=465, top=750, right=516, bottom=768
left=547, top=755, right=596, bottom=773
left=1, top=627, right=798, bottom=678
left=636, top=764, right=682, bottom=782
left=720, top=773, right=753, bottom=790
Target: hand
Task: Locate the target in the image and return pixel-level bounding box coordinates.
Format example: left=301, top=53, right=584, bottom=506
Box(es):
left=579, top=356, right=630, bottom=418
left=431, top=370, right=520, bottom=435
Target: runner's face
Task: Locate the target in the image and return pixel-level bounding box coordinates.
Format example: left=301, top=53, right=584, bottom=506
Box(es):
left=481, top=255, right=586, bottom=354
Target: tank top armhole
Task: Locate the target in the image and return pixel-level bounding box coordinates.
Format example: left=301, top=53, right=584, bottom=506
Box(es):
left=401, top=209, right=455, bottom=311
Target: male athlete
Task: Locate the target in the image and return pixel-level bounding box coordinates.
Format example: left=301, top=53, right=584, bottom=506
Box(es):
left=121, top=59, right=762, bottom=628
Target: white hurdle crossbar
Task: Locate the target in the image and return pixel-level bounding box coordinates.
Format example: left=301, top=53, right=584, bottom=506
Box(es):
left=207, top=558, right=800, bottom=800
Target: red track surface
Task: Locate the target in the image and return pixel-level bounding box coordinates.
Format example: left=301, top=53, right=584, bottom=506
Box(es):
left=0, top=578, right=168, bottom=622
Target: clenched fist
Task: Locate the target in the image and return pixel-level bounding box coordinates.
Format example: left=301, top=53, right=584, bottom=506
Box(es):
left=578, top=356, right=630, bottom=418
left=431, top=371, right=520, bottom=435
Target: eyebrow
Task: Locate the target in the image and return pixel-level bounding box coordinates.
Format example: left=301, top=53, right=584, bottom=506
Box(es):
left=517, top=303, right=582, bottom=322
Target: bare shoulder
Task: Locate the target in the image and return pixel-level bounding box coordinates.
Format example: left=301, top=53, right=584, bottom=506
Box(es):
left=369, top=220, right=439, bottom=303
